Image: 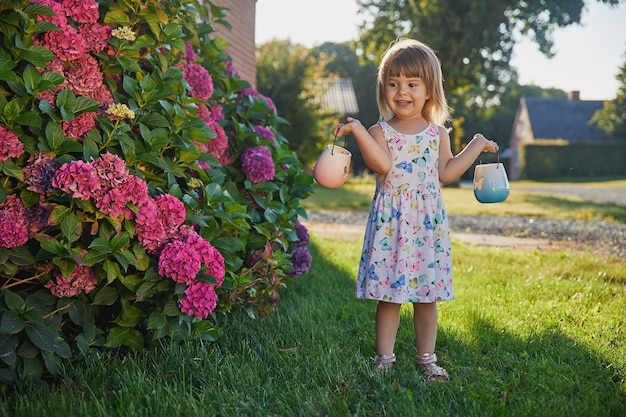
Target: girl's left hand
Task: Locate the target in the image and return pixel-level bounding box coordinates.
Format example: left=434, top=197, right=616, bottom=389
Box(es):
left=474, top=134, right=499, bottom=153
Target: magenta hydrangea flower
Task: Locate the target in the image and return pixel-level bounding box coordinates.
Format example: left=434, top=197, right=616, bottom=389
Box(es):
left=155, top=194, right=186, bottom=235
left=240, top=87, right=276, bottom=113
left=0, top=127, right=24, bottom=162
left=252, top=125, right=275, bottom=141
left=158, top=240, right=202, bottom=284
left=45, top=265, right=98, bottom=298
left=294, top=220, right=309, bottom=248
left=182, top=41, right=197, bottom=63
left=179, top=280, right=218, bottom=319
left=288, top=247, right=312, bottom=278
left=35, top=0, right=68, bottom=27
left=183, top=233, right=225, bottom=286
left=182, top=63, right=214, bottom=100
left=241, top=146, right=275, bottom=183
left=52, top=160, right=101, bottom=200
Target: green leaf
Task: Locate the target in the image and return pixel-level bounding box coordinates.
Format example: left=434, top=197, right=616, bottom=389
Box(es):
left=73, top=97, right=100, bottom=115
left=104, top=10, right=131, bottom=26
left=18, top=45, right=54, bottom=67
left=103, top=259, right=121, bottom=283
left=3, top=100, right=20, bottom=120
left=15, top=111, right=42, bottom=128
left=0, top=311, right=26, bottom=334
left=23, top=65, right=41, bottom=93
left=3, top=290, right=25, bottom=312
left=44, top=121, right=65, bottom=150
left=147, top=310, right=167, bottom=330
left=88, top=236, right=111, bottom=253
left=92, top=286, right=119, bottom=306
left=82, top=135, right=99, bottom=161
left=25, top=322, right=56, bottom=352
left=8, top=246, right=35, bottom=266
left=54, top=340, right=72, bottom=358
left=110, top=233, right=129, bottom=252
left=20, top=356, right=43, bottom=380
left=49, top=205, right=70, bottom=224
left=104, top=326, right=144, bottom=349
left=60, top=212, right=81, bottom=243
left=2, top=160, right=25, bottom=181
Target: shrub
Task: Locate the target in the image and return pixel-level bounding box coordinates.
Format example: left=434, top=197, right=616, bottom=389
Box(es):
left=0, top=0, right=313, bottom=385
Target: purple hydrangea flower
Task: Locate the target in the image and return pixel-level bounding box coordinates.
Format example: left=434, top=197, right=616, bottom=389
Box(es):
left=241, top=146, right=275, bottom=183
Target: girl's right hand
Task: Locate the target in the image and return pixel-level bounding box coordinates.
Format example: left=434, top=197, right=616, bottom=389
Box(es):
left=334, top=117, right=363, bottom=138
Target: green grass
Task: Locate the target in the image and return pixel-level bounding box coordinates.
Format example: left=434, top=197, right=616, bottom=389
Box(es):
left=302, top=179, right=626, bottom=222
left=3, top=237, right=625, bottom=417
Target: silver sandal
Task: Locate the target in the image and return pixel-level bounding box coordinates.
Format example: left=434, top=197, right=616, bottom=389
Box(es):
left=370, top=353, right=396, bottom=376
left=417, top=353, right=449, bottom=382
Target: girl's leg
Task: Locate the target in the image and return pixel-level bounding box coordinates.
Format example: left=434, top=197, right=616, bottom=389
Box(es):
left=375, top=301, right=401, bottom=356
left=413, top=302, right=449, bottom=381
left=413, top=302, right=438, bottom=354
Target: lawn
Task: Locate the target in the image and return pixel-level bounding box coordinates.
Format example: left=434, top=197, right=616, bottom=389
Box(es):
left=3, top=179, right=625, bottom=416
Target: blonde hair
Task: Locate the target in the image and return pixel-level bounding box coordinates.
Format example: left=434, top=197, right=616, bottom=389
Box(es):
left=376, top=38, right=450, bottom=125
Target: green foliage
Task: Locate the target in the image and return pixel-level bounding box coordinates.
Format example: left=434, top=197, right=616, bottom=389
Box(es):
left=0, top=0, right=313, bottom=385
left=591, top=56, right=626, bottom=139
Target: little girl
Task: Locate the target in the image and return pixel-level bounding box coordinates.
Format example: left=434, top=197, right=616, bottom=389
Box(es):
left=333, top=38, right=499, bottom=381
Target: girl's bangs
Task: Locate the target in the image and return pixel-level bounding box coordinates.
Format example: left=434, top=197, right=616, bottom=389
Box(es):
left=387, top=50, right=427, bottom=80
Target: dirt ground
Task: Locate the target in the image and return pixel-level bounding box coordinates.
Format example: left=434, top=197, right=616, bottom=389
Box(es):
left=302, top=221, right=592, bottom=254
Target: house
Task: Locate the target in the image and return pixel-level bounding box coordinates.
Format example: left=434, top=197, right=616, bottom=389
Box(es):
left=310, top=77, right=360, bottom=114
left=210, top=0, right=257, bottom=87
left=508, top=91, right=609, bottom=180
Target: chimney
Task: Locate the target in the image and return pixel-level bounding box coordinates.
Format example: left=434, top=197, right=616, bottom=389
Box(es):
left=568, top=90, right=581, bottom=101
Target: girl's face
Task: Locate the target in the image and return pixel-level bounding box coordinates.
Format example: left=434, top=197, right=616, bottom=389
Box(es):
left=384, top=74, right=429, bottom=120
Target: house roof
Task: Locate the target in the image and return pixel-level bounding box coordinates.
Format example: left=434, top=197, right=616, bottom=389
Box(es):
left=312, top=78, right=359, bottom=114
left=525, top=97, right=609, bottom=141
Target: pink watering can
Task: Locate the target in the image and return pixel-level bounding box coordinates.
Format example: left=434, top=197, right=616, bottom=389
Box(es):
left=313, top=135, right=352, bottom=188
left=473, top=154, right=510, bottom=204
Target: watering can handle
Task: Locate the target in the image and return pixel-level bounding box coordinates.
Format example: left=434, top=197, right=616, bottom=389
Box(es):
left=331, top=133, right=348, bottom=155
left=477, top=152, right=500, bottom=167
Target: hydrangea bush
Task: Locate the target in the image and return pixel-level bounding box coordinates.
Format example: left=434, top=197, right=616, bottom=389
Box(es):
left=0, top=0, right=313, bottom=385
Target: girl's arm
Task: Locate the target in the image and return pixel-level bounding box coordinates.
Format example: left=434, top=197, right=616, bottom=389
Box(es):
left=438, top=126, right=499, bottom=185
left=334, top=117, right=392, bottom=175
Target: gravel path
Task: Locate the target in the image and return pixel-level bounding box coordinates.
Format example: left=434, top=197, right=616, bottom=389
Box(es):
left=303, top=210, right=626, bottom=259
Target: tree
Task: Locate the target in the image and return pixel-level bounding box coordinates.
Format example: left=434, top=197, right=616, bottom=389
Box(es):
left=591, top=55, right=626, bottom=139
left=256, top=40, right=333, bottom=166
left=355, top=0, right=622, bottom=147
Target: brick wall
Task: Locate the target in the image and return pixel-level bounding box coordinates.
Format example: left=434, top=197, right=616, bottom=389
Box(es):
left=209, top=0, right=257, bottom=87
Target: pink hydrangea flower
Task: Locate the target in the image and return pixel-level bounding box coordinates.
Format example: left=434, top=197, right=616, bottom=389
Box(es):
left=37, top=22, right=86, bottom=62
left=155, top=194, right=186, bottom=235
left=45, top=265, right=98, bottom=298
left=135, top=199, right=166, bottom=253
left=119, top=176, right=149, bottom=206
left=0, top=127, right=24, bottom=161
left=158, top=240, right=202, bottom=284
left=240, top=87, right=276, bottom=113
left=95, top=188, right=127, bottom=218
left=63, top=0, right=99, bottom=24
left=62, top=111, right=97, bottom=140
left=92, top=152, right=128, bottom=189
left=182, top=63, right=214, bottom=100
left=64, top=54, right=104, bottom=98
left=241, top=146, right=275, bottom=183
left=78, top=23, right=112, bottom=53
left=52, top=160, right=101, bottom=200
left=0, top=212, right=28, bottom=248
left=179, top=280, right=218, bottom=319
left=23, top=153, right=61, bottom=195
left=35, top=0, right=68, bottom=27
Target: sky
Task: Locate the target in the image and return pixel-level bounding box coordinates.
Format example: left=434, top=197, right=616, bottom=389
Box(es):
left=255, top=0, right=626, bottom=101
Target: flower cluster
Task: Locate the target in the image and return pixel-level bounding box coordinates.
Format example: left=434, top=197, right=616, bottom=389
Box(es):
left=0, top=127, right=24, bottom=162
left=241, top=146, right=275, bottom=183
left=111, top=26, right=136, bottom=42
left=288, top=247, right=312, bottom=278
left=34, top=0, right=113, bottom=121
left=195, top=103, right=229, bottom=166
left=294, top=220, right=310, bottom=248
left=0, top=195, right=29, bottom=248
left=45, top=265, right=98, bottom=298
left=106, top=103, right=136, bottom=120
left=23, top=153, right=61, bottom=195
left=252, top=125, right=276, bottom=142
